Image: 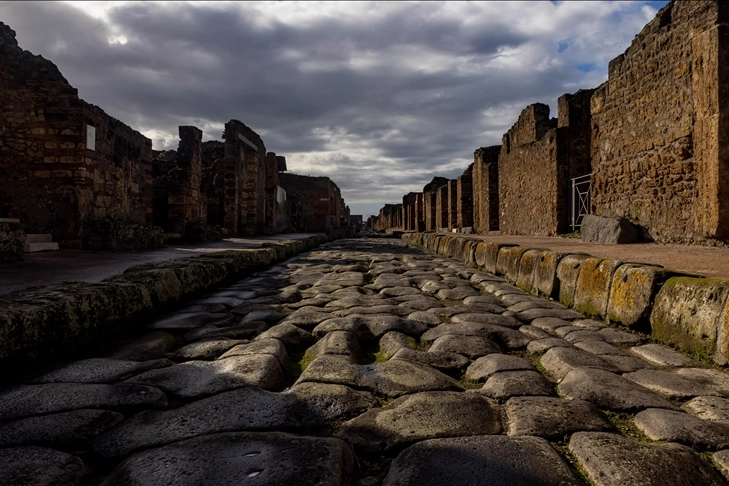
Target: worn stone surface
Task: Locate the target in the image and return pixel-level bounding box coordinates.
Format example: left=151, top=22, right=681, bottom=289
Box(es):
left=429, top=334, right=501, bottom=359
left=623, top=369, right=726, bottom=400
left=559, top=367, right=677, bottom=412
left=100, top=432, right=354, bottom=486
left=390, top=348, right=470, bottom=372
left=540, top=347, right=613, bottom=381
left=630, top=343, right=695, bottom=367
left=0, top=409, right=125, bottom=447
left=379, top=331, right=416, bottom=359
left=168, top=339, right=246, bottom=361
left=574, top=257, right=621, bottom=319
left=505, top=396, right=614, bottom=440
left=337, top=391, right=502, bottom=452
left=0, top=446, right=88, bottom=486
left=109, top=332, right=176, bottom=361
left=477, top=371, right=555, bottom=399
left=607, top=264, right=668, bottom=328
left=683, top=396, right=729, bottom=423
left=569, top=432, right=726, bottom=486
left=634, top=408, right=729, bottom=449
left=382, top=435, right=581, bottom=486
left=31, top=358, right=171, bottom=384
left=465, top=354, right=534, bottom=382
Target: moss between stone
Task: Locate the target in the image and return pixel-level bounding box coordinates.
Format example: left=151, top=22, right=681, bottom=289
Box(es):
left=458, top=378, right=482, bottom=390
left=601, top=411, right=662, bottom=445
left=550, top=441, right=591, bottom=486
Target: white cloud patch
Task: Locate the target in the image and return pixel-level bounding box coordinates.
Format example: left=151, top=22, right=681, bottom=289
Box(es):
left=1, top=0, right=666, bottom=218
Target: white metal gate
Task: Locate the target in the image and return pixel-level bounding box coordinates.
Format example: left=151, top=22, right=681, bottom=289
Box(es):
left=570, top=173, right=592, bottom=232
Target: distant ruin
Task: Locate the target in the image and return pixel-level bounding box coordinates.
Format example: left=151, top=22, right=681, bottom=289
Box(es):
left=374, top=0, right=729, bottom=245
left=0, top=21, right=352, bottom=258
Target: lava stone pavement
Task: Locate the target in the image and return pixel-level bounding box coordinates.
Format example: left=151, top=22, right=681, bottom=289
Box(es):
left=4, top=238, right=729, bottom=485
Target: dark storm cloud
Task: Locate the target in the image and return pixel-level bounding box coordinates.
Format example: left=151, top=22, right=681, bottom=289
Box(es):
left=0, top=1, right=664, bottom=217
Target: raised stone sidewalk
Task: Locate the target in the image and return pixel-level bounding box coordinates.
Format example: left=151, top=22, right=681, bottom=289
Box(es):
left=2, top=237, right=729, bottom=485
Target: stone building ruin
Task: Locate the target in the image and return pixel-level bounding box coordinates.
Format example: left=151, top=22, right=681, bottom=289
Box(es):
left=374, top=0, right=729, bottom=246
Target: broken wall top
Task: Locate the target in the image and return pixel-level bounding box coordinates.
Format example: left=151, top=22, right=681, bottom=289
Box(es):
left=503, top=103, right=553, bottom=149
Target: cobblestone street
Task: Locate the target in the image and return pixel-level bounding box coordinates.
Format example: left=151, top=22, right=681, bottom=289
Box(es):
left=3, top=238, right=729, bottom=485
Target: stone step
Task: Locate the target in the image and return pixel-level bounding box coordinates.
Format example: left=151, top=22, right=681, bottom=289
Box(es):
left=25, top=234, right=53, bottom=244
left=25, top=242, right=59, bottom=253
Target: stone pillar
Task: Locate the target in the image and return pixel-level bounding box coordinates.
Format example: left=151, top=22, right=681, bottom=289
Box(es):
left=447, top=180, right=458, bottom=230
left=457, top=167, right=473, bottom=229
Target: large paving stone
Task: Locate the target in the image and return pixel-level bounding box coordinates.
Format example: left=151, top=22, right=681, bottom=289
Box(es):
left=297, top=355, right=462, bottom=398
left=465, top=354, right=534, bottom=382
left=168, top=339, right=246, bottom=361
left=390, top=348, right=470, bottom=373
left=505, top=396, right=614, bottom=440
left=100, top=432, right=354, bottom=486
left=108, top=331, right=176, bottom=361
left=422, top=322, right=530, bottom=351
left=0, top=446, right=88, bottom=486
left=379, top=331, right=416, bottom=359
left=597, top=327, right=644, bottom=345
left=254, top=323, right=314, bottom=347
left=569, top=431, right=726, bottom=486
left=634, top=408, right=729, bottom=450
left=93, top=385, right=377, bottom=457
left=531, top=317, right=572, bottom=332
left=337, top=391, right=501, bottom=452
left=519, top=325, right=552, bottom=339
left=527, top=337, right=573, bottom=354
left=182, top=321, right=270, bottom=341
left=335, top=304, right=413, bottom=317
left=146, top=312, right=236, bottom=330
left=0, top=409, right=124, bottom=447
left=683, top=396, right=729, bottom=422
left=477, top=371, right=555, bottom=399
left=450, top=313, right=522, bottom=329
left=0, top=383, right=167, bottom=420
left=218, top=338, right=288, bottom=366
left=629, top=343, right=696, bottom=367
left=600, top=354, right=651, bottom=373
left=515, top=307, right=584, bottom=323
left=279, top=310, right=333, bottom=330
left=31, top=358, right=171, bottom=384
left=574, top=340, right=623, bottom=355
left=623, top=369, right=726, bottom=399
left=405, top=311, right=443, bottom=326
left=126, top=354, right=285, bottom=397
left=429, top=334, right=501, bottom=359
left=437, top=286, right=479, bottom=300
left=306, top=330, right=362, bottom=360
left=540, top=347, right=613, bottom=381
left=558, top=368, right=678, bottom=412
left=382, top=435, right=581, bottom=486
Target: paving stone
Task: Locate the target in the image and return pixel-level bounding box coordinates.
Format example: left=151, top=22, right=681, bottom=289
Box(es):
left=182, top=321, right=270, bottom=341
left=427, top=304, right=501, bottom=319
left=306, top=330, right=362, bottom=361
left=463, top=295, right=504, bottom=307
left=629, top=343, right=695, bottom=367
left=713, top=450, right=729, bottom=480
left=279, top=310, right=333, bottom=330
left=379, top=331, right=416, bottom=359
left=406, top=311, right=444, bottom=326
left=505, top=396, right=614, bottom=440
left=108, top=331, right=176, bottom=361
left=553, top=325, right=584, bottom=338
left=465, top=354, right=534, bottom=382
left=540, top=347, right=613, bottom=381
left=0, top=409, right=124, bottom=447
left=219, top=338, right=289, bottom=365
left=623, top=369, right=726, bottom=399
left=683, top=396, right=729, bottom=422
left=314, top=314, right=425, bottom=340
left=676, top=368, right=729, bottom=396
left=450, top=313, right=522, bottom=329
left=0, top=446, right=88, bottom=486
left=574, top=340, right=623, bottom=355
left=338, top=391, right=502, bottom=452
left=93, top=385, right=377, bottom=457
left=569, top=431, right=726, bottom=486
left=0, top=383, right=167, bottom=421
left=382, top=435, right=581, bottom=486
left=196, top=296, right=246, bottom=308
left=600, top=354, right=651, bottom=373
left=177, top=303, right=228, bottom=313
left=634, top=408, right=729, bottom=450
left=507, top=300, right=566, bottom=313
left=286, top=297, right=332, bottom=309
left=241, top=309, right=286, bottom=324
left=168, top=339, right=247, bottom=361
left=531, top=317, right=572, bottom=332
left=100, top=432, right=354, bottom=486
left=518, top=325, right=552, bottom=339
left=499, top=294, right=542, bottom=306
left=398, top=298, right=444, bottom=310
left=598, top=327, right=644, bottom=345
left=297, top=355, right=462, bottom=398
left=254, top=323, right=314, bottom=347
left=146, top=312, right=236, bottom=330
left=476, top=371, right=555, bottom=399
left=327, top=297, right=398, bottom=310
left=563, top=330, right=606, bottom=343
left=127, top=354, right=285, bottom=397
left=436, top=286, right=479, bottom=300
left=229, top=303, right=279, bottom=317
left=429, top=334, right=502, bottom=359
left=559, top=368, right=678, bottom=412
left=571, top=318, right=607, bottom=329
left=31, top=358, right=171, bottom=383
left=391, top=348, right=470, bottom=373
left=419, top=280, right=452, bottom=294
left=380, top=287, right=422, bottom=297
left=527, top=337, right=572, bottom=354
left=515, top=308, right=584, bottom=322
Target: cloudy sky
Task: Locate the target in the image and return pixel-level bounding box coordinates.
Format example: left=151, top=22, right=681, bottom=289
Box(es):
left=0, top=1, right=667, bottom=218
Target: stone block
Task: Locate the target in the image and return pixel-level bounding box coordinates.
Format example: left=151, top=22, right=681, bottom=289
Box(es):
left=573, top=258, right=621, bottom=319
left=650, top=277, right=729, bottom=364
left=515, top=249, right=545, bottom=294
left=556, top=254, right=592, bottom=308
left=535, top=251, right=568, bottom=299
left=0, top=220, right=25, bottom=263
left=607, top=264, right=671, bottom=329
left=581, top=215, right=639, bottom=244
left=495, top=246, right=527, bottom=282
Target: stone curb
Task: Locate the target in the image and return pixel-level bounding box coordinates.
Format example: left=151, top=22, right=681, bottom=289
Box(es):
left=0, top=235, right=336, bottom=364
left=402, top=232, right=729, bottom=364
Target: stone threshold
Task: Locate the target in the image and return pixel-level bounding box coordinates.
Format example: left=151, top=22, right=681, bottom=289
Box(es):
left=0, top=235, right=336, bottom=368
left=402, top=232, right=729, bottom=366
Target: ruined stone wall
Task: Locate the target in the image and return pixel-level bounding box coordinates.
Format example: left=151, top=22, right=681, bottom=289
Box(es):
left=591, top=0, right=729, bottom=242
left=423, top=177, right=448, bottom=231
left=0, top=23, right=159, bottom=249
left=415, top=193, right=425, bottom=232
left=457, top=164, right=473, bottom=229
left=435, top=185, right=449, bottom=230
left=280, top=173, right=342, bottom=233
left=403, top=192, right=418, bottom=231
left=201, top=141, right=226, bottom=227
left=263, top=153, right=290, bottom=234
left=446, top=180, right=458, bottom=230
left=472, top=146, right=500, bottom=233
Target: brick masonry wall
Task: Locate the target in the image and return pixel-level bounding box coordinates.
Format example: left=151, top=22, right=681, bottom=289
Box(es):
left=280, top=173, right=342, bottom=233
left=472, top=146, right=500, bottom=233
left=457, top=164, right=473, bottom=229
left=591, top=1, right=729, bottom=242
